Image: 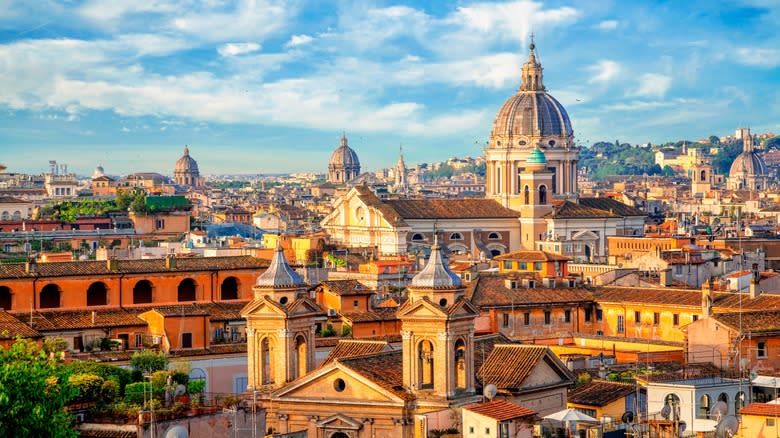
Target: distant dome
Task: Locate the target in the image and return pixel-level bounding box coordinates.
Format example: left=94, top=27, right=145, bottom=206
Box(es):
left=175, top=146, right=199, bottom=173
left=327, top=133, right=361, bottom=184
left=174, top=146, right=201, bottom=188
left=92, top=164, right=105, bottom=179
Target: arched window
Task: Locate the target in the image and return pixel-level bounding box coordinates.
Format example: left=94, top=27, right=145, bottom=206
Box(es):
left=1, top=211, right=8, bottom=221
left=40, top=284, right=61, bottom=309
left=295, top=335, right=307, bottom=380
left=418, top=340, right=434, bottom=389
left=0, top=286, right=11, bottom=310
left=539, top=185, right=547, bottom=204
left=488, top=232, right=501, bottom=240
left=12, top=211, right=21, bottom=220
left=261, top=337, right=274, bottom=384
left=699, top=394, right=711, bottom=418
left=86, top=282, right=108, bottom=306
left=701, top=170, right=707, bottom=182
left=454, top=339, right=467, bottom=389
left=177, top=278, right=197, bottom=302
left=735, top=391, right=745, bottom=414
left=411, top=233, right=425, bottom=242
left=523, top=185, right=530, bottom=204
left=450, top=232, right=463, bottom=241
left=221, top=277, right=239, bottom=300
left=133, top=280, right=153, bottom=304
left=717, top=392, right=728, bottom=404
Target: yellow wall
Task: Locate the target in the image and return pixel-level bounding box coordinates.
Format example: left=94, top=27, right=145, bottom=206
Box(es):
left=598, top=303, right=699, bottom=343
left=738, top=414, right=780, bottom=437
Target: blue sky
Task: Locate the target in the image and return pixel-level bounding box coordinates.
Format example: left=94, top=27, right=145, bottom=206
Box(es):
left=0, top=0, right=779, bottom=176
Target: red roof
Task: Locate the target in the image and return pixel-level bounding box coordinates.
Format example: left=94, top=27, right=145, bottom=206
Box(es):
left=739, top=402, right=780, bottom=417
left=464, top=400, right=536, bottom=421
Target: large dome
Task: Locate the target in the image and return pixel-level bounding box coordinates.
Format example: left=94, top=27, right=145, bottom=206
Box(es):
left=490, top=42, right=573, bottom=147
left=175, top=146, right=199, bottom=173
left=730, top=150, right=767, bottom=176
left=329, top=134, right=360, bottom=168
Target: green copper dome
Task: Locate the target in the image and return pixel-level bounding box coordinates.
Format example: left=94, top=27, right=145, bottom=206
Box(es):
left=526, top=147, right=547, bottom=165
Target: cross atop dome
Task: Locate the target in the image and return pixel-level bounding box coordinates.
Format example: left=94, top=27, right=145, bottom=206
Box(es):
left=340, top=131, right=348, bottom=147
left=520, top=35, right=544, bottom=92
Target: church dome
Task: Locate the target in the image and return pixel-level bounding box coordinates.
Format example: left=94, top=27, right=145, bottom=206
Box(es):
left=411, top=238, right=461, bottom=289
left=256, top=244, right=305, bottom=288
left=175, top=146, right=199, bottom=173
left=490, top=42, right=573, bottom=145
left=526, top=147, right=547, bottom=165
left=730, top=150, right=767, bottom=176
left=92, top=164, right=105, bottom=179
left=329, top=134, right=360, bottom=168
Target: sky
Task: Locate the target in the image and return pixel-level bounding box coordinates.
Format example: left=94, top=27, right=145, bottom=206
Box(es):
left=0, top=0, right=779, bottom=176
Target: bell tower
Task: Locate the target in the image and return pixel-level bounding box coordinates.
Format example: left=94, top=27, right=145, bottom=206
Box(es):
left=241, top=245, right=322, bottom=390
left=518, top=146, right=554, bottom=249
left=399, top=239, right=479, bottom=400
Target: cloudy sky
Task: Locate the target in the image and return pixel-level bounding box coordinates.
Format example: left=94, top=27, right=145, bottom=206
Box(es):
left=1, top=0, right=779, bottom=175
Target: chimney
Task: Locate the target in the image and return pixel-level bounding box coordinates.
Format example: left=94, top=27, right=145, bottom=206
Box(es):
left=25, top=258, right=37, bottom=274
left=701, top=281, right=713, bottom=318
left=106, top=258, right=119, bottom=271
left=91, top=311, right=96, bottom=326
left=750, top=263, right=761, bottom=299
left=660, top=268, right=672, bottom=287
left=165, top=254, right=176, bottom=269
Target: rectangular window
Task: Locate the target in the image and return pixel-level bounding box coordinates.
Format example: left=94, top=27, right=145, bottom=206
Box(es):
left=523, top=312, right=530, bottom=326
left=634, top=311, right=641, bottom=323
left=519, top=262, right=527, bottom=270
left=503, top=261, right=512, bottom=270
left=673, top=314, right=680, bottom=326
left=534, top=262, right=543, bottom=271
left=564, top=310, right=571, bottom=323
left=653, top=312, right=660, bottom=325
left=502, top=313, right=510, bottom=328
left=353, top=300, right=359, bottom=307
left=485, top=428, right=490, bottom=435
left=182, top=333, right=193, bottom=349
left=617, top=315, right=625, bottom=333
left=768, top=419, right=775, bottom=427
left=596, top=308, right=603, bottom=322
left=499, top=422, right=510, bottom=438
left=585, top=308, right=592, bottom=322
left=156, top=219, right=165, bottom=229
left=544, top=311, right=551, bottom=325
left=692, top=314, right=699, bottom=322
left=469, top=426, right=475, bottom=434
left=758, top=341, right=767, bottom=358
left=134, top=333, right=143, bottom=348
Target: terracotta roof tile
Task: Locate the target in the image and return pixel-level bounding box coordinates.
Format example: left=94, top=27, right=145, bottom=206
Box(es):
left=474, top=334, right=512, bottom=381
left=494, top=250, right=570, bottom=262
left=467, top=274, right=593, bottom=308
left=714, top=310, right=780, bottom=333
left=0, top=309, right=40, bottom=339
left=739, top=402, right=780, bottom=417
left=464, top=400, right=536, bottom=421
left=477, top=344, right=548, bottom=389
left=567, top=380, right=637, bottom=407
left=341, top=309, right=397, bottom=323
left=546, top=201, right=620, bottom=219
left=579, top=198, right=645, bottom=217
left=13, top=308, right=146, bottom=331
left=321, top=339, right=389, bottom=366
left=594, top=287, right=780, bottom=311
left=315, top=280, right=373, bottom=296
left=338, top=350, right=413, bottom=400
left=384, top=198, right=520, bottom=220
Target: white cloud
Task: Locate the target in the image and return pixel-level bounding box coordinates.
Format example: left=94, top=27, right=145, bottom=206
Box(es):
left=595, top=20, right=619, bottom=30
left=218, top=42, right=261, bottom=57
left=285, top=34, right=313, bottom=47
left=587, top=60, right=621, bottom=83
left=171, top=0, right=295, bottom=42
left=632, top=73, right=672, bottom=98
left=734, top=47, right=780, bottom=68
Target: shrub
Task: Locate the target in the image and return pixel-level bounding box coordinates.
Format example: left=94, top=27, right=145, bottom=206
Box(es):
left=130, top=350, right=168, bottom=374
left=124, top=382, right=161, bottom=404
left=66, top=362, right=132, bottom=394
left=341, top=325, right=352, bottom=337
left=102, top=379, right=120, bottom=402
left=321, top=324, right=336, bottom=337
left=187, top=380, right=205, bottom=395
left=69, top=373, right=105, bottom=403
left=43, top=337, right=69, bottom=356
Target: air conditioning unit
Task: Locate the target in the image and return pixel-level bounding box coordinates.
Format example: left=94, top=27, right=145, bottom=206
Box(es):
left=328, top=309, right=338, bottom=317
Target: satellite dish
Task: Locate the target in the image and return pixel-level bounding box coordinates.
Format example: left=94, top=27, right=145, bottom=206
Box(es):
left=173, top=384, right=186, bottom=397
left=710, top=401, right=729, bottom=421
left=661, top=405, right=671, bottom=420
left=621, top=411, right=634, bottom=424
left=483, top=384, right=497, bottom=401
left=715, top=415, right=739, bottom=438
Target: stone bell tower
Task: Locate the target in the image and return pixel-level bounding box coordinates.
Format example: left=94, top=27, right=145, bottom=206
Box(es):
left=241, top=245, right=322, bottom=390
left=398, top=238, right=479, bottom=400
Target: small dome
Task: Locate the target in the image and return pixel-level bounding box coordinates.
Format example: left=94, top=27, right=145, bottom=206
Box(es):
left=256, top=244, right=305, bottom=288
left=329, top=134, right=360, bottom=168
left=526, top=147, right=547, bottom=165
left=175, top=146, right=199, bottom=173
left=92, top=164, right=105, bottom=179
left=411, top=238, right=461, bottom=289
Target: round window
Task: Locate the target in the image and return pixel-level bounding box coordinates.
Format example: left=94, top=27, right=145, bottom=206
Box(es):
left=279, top=296, right=288, bottom=305
left=519, top=140, right=527, bottom=146
left=333, top=378, right=346, bottom=392
left=439, top=298, right=448, bottom=307
left=548, top=140, right=556, bottom=146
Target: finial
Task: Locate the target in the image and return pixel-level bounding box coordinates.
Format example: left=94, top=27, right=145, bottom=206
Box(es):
left=183, top=145, right=189, bottom=155
left=529, top=32, right=535, bottom=51
left=340, top=131, right=347, bottom=147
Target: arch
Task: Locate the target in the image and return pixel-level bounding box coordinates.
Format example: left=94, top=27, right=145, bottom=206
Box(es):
left=0, top=286, right=11, bottom=310
left=449, top=232, right=463, bottom=241
left=40, top=284, right=61, bottom=309
left=735, top=391, right=746, bottom=414
left=699, top=394, right=710, bottom=418
left=177, top=278, right=197, bottom=302
left=411, top=233, right=425, bottom=242
left=700, top=169, right=707, bottom=182
left=86, top=281, right=108, bottom=306
left=418, top=340, right=434, bottom=389
left=133, top=280, right=153, bottom=304
left=717, top=392, right=728, bottom=404
left=12, top=211, right=21, bottom=220
left=260, top=337, right=275, bottom=384
left=0, top=211, right=8, bottom=220
left=454, top=338, right=467, bottom=389
left=523, top=185, right=530, bottom=204
left=295, top=334, right=307, bottom=380
left=448, top=244, right=469, bottom=255
left=330, top=433, right=349, bottom=438
left=539, top=184, right=547, bottom=204
left=220, top=276, right=239, bottom=300
left=487, top=232, right=501, bottom=240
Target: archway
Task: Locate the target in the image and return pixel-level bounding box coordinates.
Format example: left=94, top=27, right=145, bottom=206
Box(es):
left=40, top=284, right=61, bottom=309
left=0, top=286, right=11, bottom=310
left=455, top=338, right=467, bottom=389
left=699, top=394, right=710, bottom=418
left=539, top=184, right=547, bottom=204
left=177, top=278, right=197, bottom=302
left=330, top=433, right=349, bottom=438
left=133, top=280, right=153, bottom=304
left=86, top=282, right=108, bottom=306
left=221, top=277, right=239, bottom=300
left=295, top=335, right=307, bottom=379
left=418, top=340, right=434, bottom=389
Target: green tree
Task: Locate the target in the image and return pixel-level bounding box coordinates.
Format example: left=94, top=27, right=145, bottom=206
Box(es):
left=661, top=165, right=676, bottom=177
left=130, top=350, right=169, bottom=374
left=0, top=338, right=78, bottom=437
left=765, top=136, right=780, bottom=150
left=708, top=135, right=720, bottom=145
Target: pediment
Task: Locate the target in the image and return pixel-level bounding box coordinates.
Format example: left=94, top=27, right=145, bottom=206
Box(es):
left=571, top=230, right=599, bottom=241
left=448, top=299, right=480, bottom=318
left=240, top=298, right=286, bottom=318
left=272, top=365, right=404, bottom=404
left=316, top=413, right=363, bottom=430
left=398, top=298, right=448, bottom=318
left=287, top=297, right=322, bottom=316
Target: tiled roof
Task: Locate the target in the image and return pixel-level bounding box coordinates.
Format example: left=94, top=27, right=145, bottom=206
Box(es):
left=13, top=308, right=146, bottom=331
left=494, top=250, right=570, bottom=262
left=317, top=279, right=373, bottom=296
left=0, top=309, right=40, bottom=339
left=0, top=196, right=27, bottom=203
left=353, top=185, right=408, bottom=227
left=467, top=274, right=593, bottom=308
left=567, top=380, right=636, bottom=407
left=384, top=198, right=520, bottom=220
left=321, top=339, right=389, bottom=366
left=593, top=287, right=780, bottom=311
left=474, top=334, right=512, bottom=381
left=713, top=310, right=780, bottom=333
left=464, top=400, right=536, bottom=421
left=546, top=201, right=619, bottom=219
left=739, top=402, right=780, bottom=417
left=477, top=344, right=548, bottom=389
left=0, top=255, right=268, bottom=279
left=338, top=350, right=413, bottom=400
left=341, top=309, right=397, bottom=322
left=579, top=197, right=646, bottom=217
